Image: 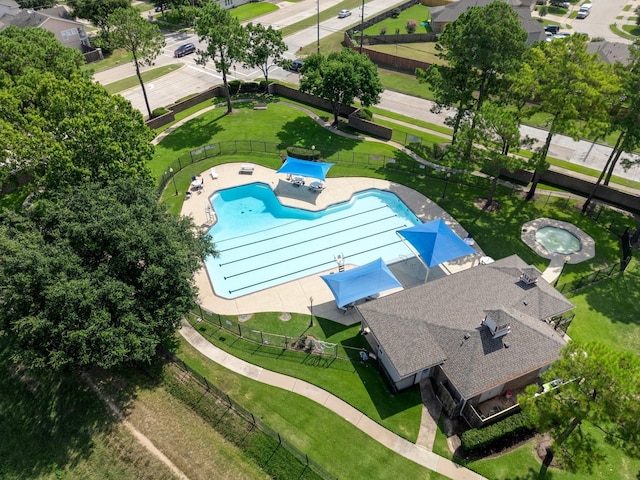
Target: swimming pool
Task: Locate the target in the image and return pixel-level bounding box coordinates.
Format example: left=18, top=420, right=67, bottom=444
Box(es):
left=205, top=183, right=421, bottom=298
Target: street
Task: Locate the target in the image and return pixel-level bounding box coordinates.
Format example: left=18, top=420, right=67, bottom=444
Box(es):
left=93, top=0, right=640, bottom=184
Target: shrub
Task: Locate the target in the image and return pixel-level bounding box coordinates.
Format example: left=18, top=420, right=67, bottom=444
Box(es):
left=228, top=79, right=243, bottom=95
left=460, top=412, right=534, bottom=451
left=391, top=8, right=401, bottom=18
left=90, top=33, right=114, bottom=56
left=357, top=108, right=373, bottom=121
left=395, top=27, right=400, bottom=35
left=380, top=26, right=387, bottom=35
left=406, top=20, right=417, bottom=34
left=286, top=146, right=321, bottom=161
left=151, top=107, right=169, bottom=118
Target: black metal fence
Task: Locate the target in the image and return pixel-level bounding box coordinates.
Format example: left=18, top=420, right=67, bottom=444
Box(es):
left=190, top=309, right=367, bottom=363
left=162, top=348, right=338, bottom=480
left=555, top=262, right=623, bottom=294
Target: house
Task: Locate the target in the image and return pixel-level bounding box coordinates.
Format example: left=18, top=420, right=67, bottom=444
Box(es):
left=586, top=41, right=631, bottom=65
left=429, top=0, right=546, bottom=45
left=0, top=0, right=19, bottom=20
left=1, top=6, right=91, bottom=51
left=357, top=254, right=574, bottom=426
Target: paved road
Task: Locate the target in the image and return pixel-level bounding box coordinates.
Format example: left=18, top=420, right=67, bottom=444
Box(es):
left=538, top=0, right=639, bottom=41
left=93, top=1, right=640, bottom=184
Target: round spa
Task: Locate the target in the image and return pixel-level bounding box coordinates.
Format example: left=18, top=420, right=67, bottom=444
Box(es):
left=534, top=226, right=581, bottom=255
left=521, top=218, right=595, bottom=263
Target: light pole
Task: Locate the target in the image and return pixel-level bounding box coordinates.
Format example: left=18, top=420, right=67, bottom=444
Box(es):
left=441, top=172, right=451, bottom=200
left=169, top=167, right=178, bottom=195
left=360, top=0, right=365, bottom=54
left=316, top=0, right=320, bottom=54
left=309, top=296, right=314, bottom=327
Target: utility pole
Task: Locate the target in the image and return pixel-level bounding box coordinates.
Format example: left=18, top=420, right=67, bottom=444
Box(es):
left=317, top=0, right=320, bottom=54
left=360, top=0, right=364, bottom=54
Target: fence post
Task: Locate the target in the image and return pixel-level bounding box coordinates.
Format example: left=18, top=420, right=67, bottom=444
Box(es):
left=260, top=330, right=264, bottom=344
left=227, top=393, right=232, bottom=407
left=218, top=313, right=222, bottom=327
left=238, top=323, right=242, bottom=337
left=277, top=433, right=282, bottom=445
left=284, top=337, right=288, bottom=350
left=251, top=413, right=256, bottom=426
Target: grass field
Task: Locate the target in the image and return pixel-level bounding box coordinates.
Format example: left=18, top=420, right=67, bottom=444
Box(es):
left=363, top=4, right=431, bottom=36
left=366, top=42, right=444, bottom=65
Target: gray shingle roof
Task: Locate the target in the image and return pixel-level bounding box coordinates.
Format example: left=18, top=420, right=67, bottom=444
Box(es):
left=358, top=255, right=572, bottom=398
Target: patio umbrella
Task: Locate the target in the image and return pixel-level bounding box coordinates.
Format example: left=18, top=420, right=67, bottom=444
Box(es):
left=276, top=156, right=334, bottom=181
left=397, top=218, right=476, bottom=268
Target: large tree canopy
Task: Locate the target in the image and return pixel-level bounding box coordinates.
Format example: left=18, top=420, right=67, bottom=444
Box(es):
left=417, top=1, right=527, bottom=143
left=0, top=71, right=154, bottom=189
left=0, top=26, right=85, bottom=82
left=68, top=0, right=131, bottom=34
left=520, top=342, right=640, bottom=476
left=300, top=49, right=383, bottom=125
left=0, top=180, right=217, bottom=370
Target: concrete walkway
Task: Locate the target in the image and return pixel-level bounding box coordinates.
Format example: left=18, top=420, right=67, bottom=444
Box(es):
left=180, top=320, right=486, bottom=480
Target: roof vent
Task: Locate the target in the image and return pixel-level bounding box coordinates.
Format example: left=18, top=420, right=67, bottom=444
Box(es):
left=482, top=312, right=511, bottom=338
left=519, top=268, right=538, bottom=286
left=463, top=333, right=470, bottom=340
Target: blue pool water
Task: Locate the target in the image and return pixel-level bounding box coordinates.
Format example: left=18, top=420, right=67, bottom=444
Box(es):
left=205, top=183, right=421, bottom=298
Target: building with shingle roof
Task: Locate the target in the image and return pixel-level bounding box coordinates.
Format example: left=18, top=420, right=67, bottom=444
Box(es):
left=429, top=0, right=545, bottom=45
left=357, top=254, right=573, bottom=425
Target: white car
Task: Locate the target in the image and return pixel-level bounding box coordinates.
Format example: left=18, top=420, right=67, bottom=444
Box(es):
left=576, top=8, right=590, bottom=18
left=338, top=9, right=352, bottom=18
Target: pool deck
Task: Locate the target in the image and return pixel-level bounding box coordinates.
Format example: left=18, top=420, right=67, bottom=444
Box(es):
left=183, top=162, right=483, bottom=325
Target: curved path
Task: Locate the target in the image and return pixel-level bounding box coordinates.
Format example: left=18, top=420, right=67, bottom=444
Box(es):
left=180, top=320, right=486, bottom=480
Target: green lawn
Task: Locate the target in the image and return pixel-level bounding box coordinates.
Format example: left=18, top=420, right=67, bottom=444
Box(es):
left=82, top=48, right=133, bottom=73
left=176, top=338, right=447, bottom=480
left=231, top=2, right=279, bottom=22
left=188, top=311, right=423, bottom=442
left=102, top=64, right=182, bottom=93
left=363, top=4, right=432, bottom=36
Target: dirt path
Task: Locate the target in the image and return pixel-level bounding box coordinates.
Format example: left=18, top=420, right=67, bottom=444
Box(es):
left=83, top=374, right=189, bottom=480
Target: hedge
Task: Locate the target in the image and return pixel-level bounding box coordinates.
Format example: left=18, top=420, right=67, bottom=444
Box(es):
left=286, top=146, right=321, bottom=161
left=460, top=412, right=534, bottom=451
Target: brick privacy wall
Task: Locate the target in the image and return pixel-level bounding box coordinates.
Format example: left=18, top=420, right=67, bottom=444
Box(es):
left=269, top=83, right=357, bottom=117
left=344, top=32, right=433, bottom=73
left=348, top=110, right=393, bottom=140
left=501, top=168, right=640, bottom=214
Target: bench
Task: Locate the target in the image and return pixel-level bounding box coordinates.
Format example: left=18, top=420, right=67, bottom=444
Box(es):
left=239, top=165, right=255, bottom=174
left=253, top=104, right=267, bottom=110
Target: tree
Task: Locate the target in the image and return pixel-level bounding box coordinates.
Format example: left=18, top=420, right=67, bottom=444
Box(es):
left=243, top=23, right=287, bottom=93
left=0, top=179, right=217, bottom=371
left=513, top=35, right=620, bottom=200
left=194, top=1, right=247, bottom=114
left=417, top=1, right=527, bottom=144
left=300, top=49, right=383, bottom=125
left=582, top=41, right=640, bottom=213
left=0, top=71, right=154, bottom=190
left=16, top=0, right=56, bottom=8
left=455, top=102, right=530, bottom=210
left=520, top=342, right=640, bottom=476
left=68, top=0, right=131, bottom=35
left=108, top=7, right=166, bottom=119
left=0, top=26, right=85, bottom=82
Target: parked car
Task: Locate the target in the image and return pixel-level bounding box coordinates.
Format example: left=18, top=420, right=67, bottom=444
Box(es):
left=290, top=59, right=305, bottom=72
left=338, top=9, right=351, bottom=18
left=550, top=0, right=570, bottom=7
left=544, top=24, right=560, bottom=34
left=174, top=43, right=196, bottom=58
left=576, top=8, right=590, bottom=18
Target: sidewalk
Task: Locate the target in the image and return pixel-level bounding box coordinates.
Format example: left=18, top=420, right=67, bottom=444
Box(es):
left=180, top=320, right=486, bottom=480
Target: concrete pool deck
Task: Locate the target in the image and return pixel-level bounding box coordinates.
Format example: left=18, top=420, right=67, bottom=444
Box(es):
left=182, top=162, right=483, bottom=325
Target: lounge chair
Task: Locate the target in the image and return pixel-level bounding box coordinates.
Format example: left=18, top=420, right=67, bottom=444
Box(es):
left=239, top=165, right=254, bottom=174
left=210, top=168, right=218, bottom=179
